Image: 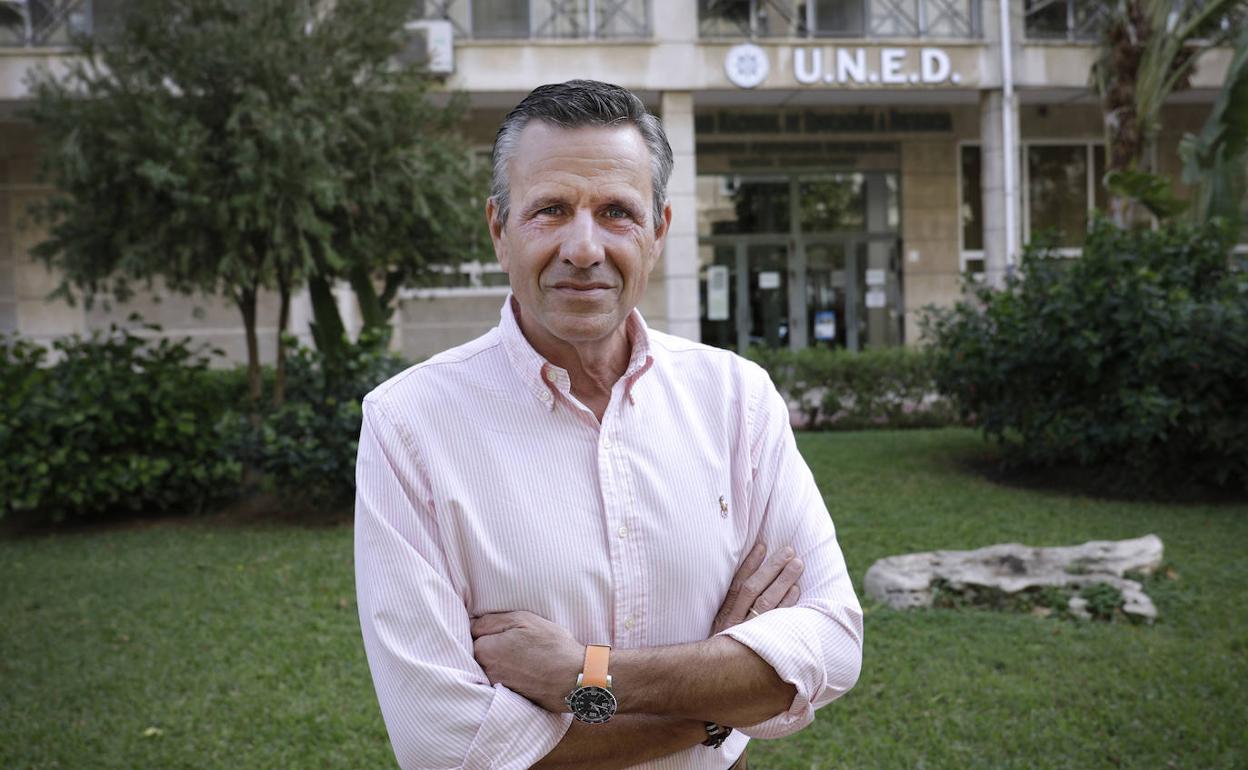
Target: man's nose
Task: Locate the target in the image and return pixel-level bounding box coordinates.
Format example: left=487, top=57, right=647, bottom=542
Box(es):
left=558, top=209, right=605, bottom=268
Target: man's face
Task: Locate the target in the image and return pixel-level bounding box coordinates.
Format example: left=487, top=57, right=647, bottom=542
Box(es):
left=487, top=122, right=670, bottom=350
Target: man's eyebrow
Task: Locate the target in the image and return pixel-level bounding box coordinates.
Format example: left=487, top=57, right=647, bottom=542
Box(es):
left=524, top=196, right=567, bottom=211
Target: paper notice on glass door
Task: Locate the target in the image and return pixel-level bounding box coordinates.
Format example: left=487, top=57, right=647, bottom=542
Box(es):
left=814, top=311, right=836, bottom=341
left=865, top=289, right=887, bottom=309
left=707, top=265, right=730, bottom=321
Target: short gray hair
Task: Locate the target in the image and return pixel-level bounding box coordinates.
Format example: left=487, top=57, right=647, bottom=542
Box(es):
left=490, top=80, right=673, bottom=233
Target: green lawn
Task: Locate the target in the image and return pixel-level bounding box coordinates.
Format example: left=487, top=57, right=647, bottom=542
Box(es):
left=2, top=429, right=1245, bottom=769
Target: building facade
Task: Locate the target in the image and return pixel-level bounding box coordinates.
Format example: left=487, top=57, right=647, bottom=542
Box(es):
left=0, top=1, right=1235, bottom=361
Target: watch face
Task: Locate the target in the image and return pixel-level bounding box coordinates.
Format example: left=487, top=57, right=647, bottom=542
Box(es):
left=567, top=686, right=617, bottom=724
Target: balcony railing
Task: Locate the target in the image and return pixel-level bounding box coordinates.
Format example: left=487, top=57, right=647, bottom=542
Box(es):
left=418, top=0, right=650, bottom=40
left=1022, top=0, right=1108, bottom=42
left=0, top=0, right=97, bottom=46
left=1024, top=0, right=1243, bottom=43
left=699, top=0, right=982, bottom=39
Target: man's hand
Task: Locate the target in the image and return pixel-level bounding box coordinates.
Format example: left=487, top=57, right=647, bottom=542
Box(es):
left=470, top=611, right=583, bottom=712
left=711, top=542, right=803, bottom=635
left=471, top=542, right=803, bottom=714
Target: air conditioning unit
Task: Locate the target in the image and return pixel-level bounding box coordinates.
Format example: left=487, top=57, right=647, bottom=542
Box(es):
left=400, top=19, right=454, bottom=75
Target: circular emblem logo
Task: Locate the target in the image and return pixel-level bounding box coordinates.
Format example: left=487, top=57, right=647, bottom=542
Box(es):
left=724, top=43, right=769, bottom=89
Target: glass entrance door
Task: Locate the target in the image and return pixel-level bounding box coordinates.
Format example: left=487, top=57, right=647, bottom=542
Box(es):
left=746, top=243, right=788, bottom=349
left=805, top=240, right=855, bottom=351
left=697, top=171, right=902, bottom=351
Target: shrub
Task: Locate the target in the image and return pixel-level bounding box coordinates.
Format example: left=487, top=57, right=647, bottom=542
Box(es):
left=748, top=346, right=959, bottom=430
left=924, top=219, right=1248, bottom=492
left=235, top=330, right=410, bottom=506
left=0, top=324, right=242, bottom=524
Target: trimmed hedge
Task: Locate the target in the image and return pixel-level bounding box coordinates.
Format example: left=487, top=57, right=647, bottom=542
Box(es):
left=748, top=346, right=960, bottom=430
left=924, top=220, right=1248, bottom=492
left=234, top=331, right=410, bottom=506
left=0, top=325, right=241, bottom=524
left=1, top=324, right=411, bottom=526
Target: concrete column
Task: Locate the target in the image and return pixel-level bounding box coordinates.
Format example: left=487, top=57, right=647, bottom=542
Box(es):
left=651, top=1, right=697, bottom=42
left=660, top=90, right=700, bottom=342
left=978, top=0, right=1022, bottom=289
left=2, top=121, right=86, bottom=344
left=979, top=89, right=1012, bottom=287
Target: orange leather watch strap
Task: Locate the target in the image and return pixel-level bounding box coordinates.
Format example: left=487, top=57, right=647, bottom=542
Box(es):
left=581, top=644, right=611, bottom=688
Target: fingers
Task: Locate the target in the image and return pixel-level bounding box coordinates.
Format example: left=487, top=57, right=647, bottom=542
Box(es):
left=778, top=583, right=801, bottom=608
left=754, top=558, right=803, bottom=613
left=469, top=611, right=526, bottom=639
left=727, top=545, right=797, bottom=627
left=720, top=543, right=766, bottom=614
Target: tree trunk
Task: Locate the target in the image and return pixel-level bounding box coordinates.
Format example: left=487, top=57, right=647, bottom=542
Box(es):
left=237, top=285, right=262, bottom=422
left=349, top=264, right=391, bottom=344
left=274, top=276, right=291, bottom=407
left=1103, top=1, right=1148, bottom=228
left=307, top=272, right=347, bottom=362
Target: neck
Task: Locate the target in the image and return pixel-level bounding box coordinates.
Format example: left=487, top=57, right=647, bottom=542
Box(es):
left=513, top=303, right=633, bottom=419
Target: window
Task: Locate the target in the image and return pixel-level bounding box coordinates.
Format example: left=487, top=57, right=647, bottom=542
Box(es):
left=421, top=0, right=651, bottom=39
left=799, top=175, right=867, bottom=232
left=814, top=0, right=865, bottom=36
left=1023, top=0, right=1109, bottom=42
left=1023, top=142, right=1107, bottom=251
left=960, top=144, right=983, bottom=252
left=471, top=0, right=530, bottom=38
left=698, top=0, right=980, bottom=39
left=697, top=177, right=791, bottom=237
left=958, top=144, right=984, bottom=277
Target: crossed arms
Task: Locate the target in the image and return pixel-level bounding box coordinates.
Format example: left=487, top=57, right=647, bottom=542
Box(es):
left=354, top=387, right=863, bottom=770
left=472, top=544, right=808, bottom=770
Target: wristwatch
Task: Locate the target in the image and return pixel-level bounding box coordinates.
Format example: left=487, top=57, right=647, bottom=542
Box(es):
left=565, top=644, right=617, bottom=724
left=703, top=721, right=734, bottom=748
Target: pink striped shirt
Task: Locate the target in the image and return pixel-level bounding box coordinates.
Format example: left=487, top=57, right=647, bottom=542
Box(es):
left=354, top=297, right=863, bottom=769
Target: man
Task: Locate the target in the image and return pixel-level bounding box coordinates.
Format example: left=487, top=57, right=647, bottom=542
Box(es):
left=355, top=80, right=862, bottom=770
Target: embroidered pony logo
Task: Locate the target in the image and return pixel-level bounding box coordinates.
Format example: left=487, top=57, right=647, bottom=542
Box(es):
left=719, top=495, right=729, bottom=518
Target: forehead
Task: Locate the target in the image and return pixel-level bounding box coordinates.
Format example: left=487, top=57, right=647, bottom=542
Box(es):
left=508, top=122, right=653, bottom=201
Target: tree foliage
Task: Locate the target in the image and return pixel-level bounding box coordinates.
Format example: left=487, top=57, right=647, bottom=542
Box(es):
left=0, top=325, right=242, bottom=524
left=1091, top=0, right=1242, bottom=224
left=25, top=0, right=486, bottom=405
left=924, top=220, right=1247, bottom=494
left=1180, top=26, right=1248, bottom=234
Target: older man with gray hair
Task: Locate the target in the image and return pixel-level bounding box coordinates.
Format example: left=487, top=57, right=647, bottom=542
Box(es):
left=354, top=79, right=862, bottom=770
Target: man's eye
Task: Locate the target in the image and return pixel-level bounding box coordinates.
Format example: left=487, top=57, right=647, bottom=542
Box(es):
left=605, top=207, right=630, bottom=219
left=538, top=206, right=562, bottom=216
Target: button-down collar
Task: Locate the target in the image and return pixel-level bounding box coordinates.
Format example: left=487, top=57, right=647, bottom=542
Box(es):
left=497, top=294, right=655, bottom=410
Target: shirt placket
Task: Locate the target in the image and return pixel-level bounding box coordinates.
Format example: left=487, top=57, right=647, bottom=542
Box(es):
left=599, top=383, right=646, bottom=649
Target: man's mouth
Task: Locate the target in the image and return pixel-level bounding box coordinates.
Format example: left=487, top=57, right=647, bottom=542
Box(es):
left=551, top=282, right=615, bottom=292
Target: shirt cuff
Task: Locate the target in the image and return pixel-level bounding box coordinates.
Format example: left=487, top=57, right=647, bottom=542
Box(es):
left=718, top=607, right=858, bottom=739
left=461, top=685, right=573, bottom=770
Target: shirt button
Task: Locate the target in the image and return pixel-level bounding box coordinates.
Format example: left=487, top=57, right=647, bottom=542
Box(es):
left=617, top=526, right=628, bottom=539
left=539, top=391, right=552, bottom=402
left=602, top=436, right=613, bottom=450
left=623, top=615, right=635, bottom=630
left=545, top=370, right=558, bottom=383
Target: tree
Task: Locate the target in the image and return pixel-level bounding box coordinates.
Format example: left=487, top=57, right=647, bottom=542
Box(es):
left=1091, top=0, right=1242, bottom=224
left=25, top=0, right=486, bottom=407
left=1180, top=26, right=1248, bottom=234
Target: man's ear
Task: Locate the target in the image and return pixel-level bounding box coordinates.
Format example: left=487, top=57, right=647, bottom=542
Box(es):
left=486, top=197, right=508, bottom=270
left=648, top=200, right=673, bottom=272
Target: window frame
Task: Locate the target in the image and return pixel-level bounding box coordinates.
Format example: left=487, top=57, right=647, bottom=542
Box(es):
left=956, top=139, right=985, bottom=279
left=1021, top=138, right=1105, bottom=257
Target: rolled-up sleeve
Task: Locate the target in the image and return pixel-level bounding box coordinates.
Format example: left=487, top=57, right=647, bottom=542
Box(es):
left=354, top=398, right=572, bottom=769
left=717, top=381, right=864, bottom=739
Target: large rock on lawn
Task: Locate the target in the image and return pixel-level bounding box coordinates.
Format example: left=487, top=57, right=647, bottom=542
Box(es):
left=863, top=534, right=1163, bottom=622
